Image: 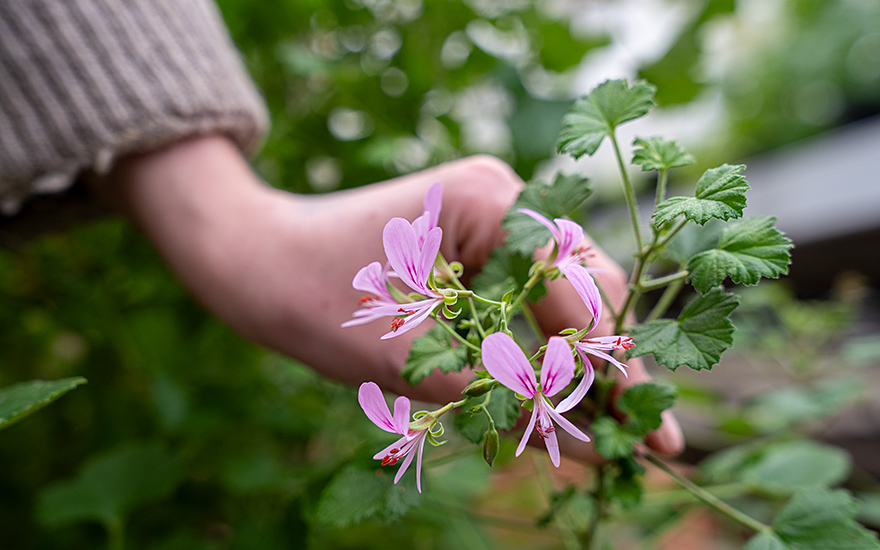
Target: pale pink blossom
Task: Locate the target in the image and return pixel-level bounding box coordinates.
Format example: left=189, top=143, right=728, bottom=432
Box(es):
left=358, top=382, right=431, bottom=492
left=481, top=333, right=591, bottom=467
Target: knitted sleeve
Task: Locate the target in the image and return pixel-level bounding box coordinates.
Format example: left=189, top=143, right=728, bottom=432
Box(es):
left=0, top=0, right=269, bottom=217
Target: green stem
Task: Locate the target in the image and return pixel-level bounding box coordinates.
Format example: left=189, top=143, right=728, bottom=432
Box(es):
left=639, top=270, right=689, bottom=292
left=645, top=273, right=686, bottom=322
left=654, top=218, right=688, bottom=251
left=520, top=303, right=544, bottom=342
left=431, top=317, right=481, bottom=353
left=642, top=482, right=751, bottom=508
left=655, top=168, right=669, bottom=210
left=643, top=453, right=771, bottom=534
left=581, top=465, right=608, bottom=549
left=611, top=129, right=643, bottom=251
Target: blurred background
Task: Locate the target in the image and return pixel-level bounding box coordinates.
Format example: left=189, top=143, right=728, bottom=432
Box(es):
left=1, top=0, right=879, bottom=548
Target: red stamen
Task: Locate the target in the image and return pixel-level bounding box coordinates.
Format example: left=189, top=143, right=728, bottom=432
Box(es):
left=391, top=318, right=405, bottom=331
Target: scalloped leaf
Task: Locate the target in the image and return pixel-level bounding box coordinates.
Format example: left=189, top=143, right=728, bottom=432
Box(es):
left=632, top=136, right=695, bottom=172
left=557, top=79, right=656, bottom=159
left=688, top=216, right=793, bottom=293
left=653, top=164, right=749, bottom=226
left=629, top=289, right=739, bottom=371
left=0, top=377, right=87, bottom=430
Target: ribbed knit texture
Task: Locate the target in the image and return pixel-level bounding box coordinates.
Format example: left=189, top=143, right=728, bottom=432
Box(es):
left=0, top=0, right=269, bottom=214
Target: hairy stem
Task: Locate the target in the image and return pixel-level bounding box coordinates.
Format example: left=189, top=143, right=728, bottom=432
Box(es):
left=611, top=129, right=643, bottom=251
left=642, top=453, right=771, bottom=534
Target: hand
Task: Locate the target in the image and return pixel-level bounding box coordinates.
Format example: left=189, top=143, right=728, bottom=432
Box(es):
left=99, top=134, right=683, bottom=459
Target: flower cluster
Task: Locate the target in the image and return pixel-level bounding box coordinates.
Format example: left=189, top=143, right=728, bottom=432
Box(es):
left=345, top=182, right=634, bottom=491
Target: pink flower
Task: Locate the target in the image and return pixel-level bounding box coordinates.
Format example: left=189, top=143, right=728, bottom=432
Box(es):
left=517, top=208, right=633, bottom=377
left=343, top=183, right=445, bottom=338
left=518, top=208, right=603, bottom=320
left=481, top=333, right=591, bottom=467
left=358, top=382, right=432, bottom=492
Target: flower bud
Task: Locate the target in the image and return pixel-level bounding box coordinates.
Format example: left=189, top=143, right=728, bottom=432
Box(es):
left=482, top=426, right=499, bottom=467
left=462, top=378, right=498, bottom=397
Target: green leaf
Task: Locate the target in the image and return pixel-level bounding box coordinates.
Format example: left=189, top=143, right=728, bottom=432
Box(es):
left=401, top=325, right=469, bottom=385
left=591, top=417, right=641, bottom=460
left=772, top=489, right=880, bottom=550
left=688, top=216, right=793, bottom=293
left=471, top=247, right=547, bottom=303
left=632, top=136, right=695, bottom=172
left=744, top=441, right=851, bottom=495
left=0, top=377, right=87, bottom=430
left=315, top=463, right=422, bottom=527
left=629, top=289, right=739, bottom=371
left=744, top=531, right=789, bottom=550
left=503, top=173, right=591, bottom=256
left=557, top=79, right=656, bottom=158
left=37, top=442, right=184, bottom=528
left=653, top=164, right=749, bottom=226
left=618, top=383, right=677, bottom=436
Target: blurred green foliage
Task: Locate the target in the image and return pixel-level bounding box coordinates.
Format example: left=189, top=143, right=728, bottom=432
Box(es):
left=2, top=0, right=879, bottom=548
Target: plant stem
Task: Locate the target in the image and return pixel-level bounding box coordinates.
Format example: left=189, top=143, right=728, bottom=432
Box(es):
left=432, top=317, right=482, bottom=353
left=645, top=273, right=686, bottom=322
left=639, top=270, right=689, bottom=291
left=655, top=168, right=669, bottom=209
left=105, top=517, right=125, bottom=550
left=642, top=453, right=771, bottom=534
left=581, top=465, right=607, bottom=549
left=610, top=129, right=643, bottom=251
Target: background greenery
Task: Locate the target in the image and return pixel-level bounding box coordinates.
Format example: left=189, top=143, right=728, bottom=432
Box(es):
left=2, top=0, right=879, bottom=548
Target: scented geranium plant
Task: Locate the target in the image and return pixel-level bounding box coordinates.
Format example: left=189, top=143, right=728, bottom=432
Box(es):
left=342, top=80, right=880, bottom=549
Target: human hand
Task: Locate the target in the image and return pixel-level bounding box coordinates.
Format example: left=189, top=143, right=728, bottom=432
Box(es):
left=101, top=134, right=683, bottom=458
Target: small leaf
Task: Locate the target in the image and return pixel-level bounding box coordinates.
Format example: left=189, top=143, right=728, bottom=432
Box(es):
left=629, top=289, right=739, bottom=371
left=632, top=136, right=695, bottom=172
left=688, top=216, right=793, bottom=293
left=772, top=489, right=880, bottom=550
left=0, top=377, right=87, bottom=430
left=653, top=164, right=749, bottom=226
left=503, top=173, right=591, bottom=256
left=557, top=79, right=656, bottom=158
left=401, top=325, right=468, bottom=385
left=618, top=383, right=676, bottom=436
left=314, top=464, right=390, bottom=527
left=744, top=441, right=851, bottom=496
left=37, top=442, right=183, bottom=528
left=591, top=417, right=641, bottom=460
left=471, top=247, right=547, bottom=303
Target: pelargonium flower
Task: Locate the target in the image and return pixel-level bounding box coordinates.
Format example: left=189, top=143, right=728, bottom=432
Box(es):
left=358, top=382, right=434, bottom=492
left=481, top=333, right=592, bottom=467
left=344, top=183, right=446, bottom=338
left=518, top=208, right=633, bottom=376
left=518, top=208, right=603, bottom=321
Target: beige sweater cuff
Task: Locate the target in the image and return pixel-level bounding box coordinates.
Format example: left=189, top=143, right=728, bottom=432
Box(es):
left=0, top=0, right=270, bottom=215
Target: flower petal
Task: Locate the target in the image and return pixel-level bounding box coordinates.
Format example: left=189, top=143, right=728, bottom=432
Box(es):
left=383, top=218, right=428, bottom=294
left=414, top=432, right=428, bottom=493
left=553, top=218, right=585, bottom=260
left=517, top=208, right=560, bottom=244
left=392, top=396, right=411, bottom=434
left=358, top=382, right=400, bottom=433
left=481, top=333, right=538, bottom=397
left=561, top=264, right=603, bottom=324
left=555, top=362, right=595, bottom=414
left=378, top=298, right=442, bottom=339
left=373, top=434, right=410, bottom=460
left=351, top=261, right=393, bottom=300
left=540, top=336, right=576, bottom=397
left=515, top=405, right=539, bottom=457
left=545, top=403, right=590, bottom=442
left=577, top=345, right=629, bottom=377
left=423, top=182, right=443, bottom=230
left=543, top=425, right=561, bottom=467
left=394, top=434, right=420, bottom=485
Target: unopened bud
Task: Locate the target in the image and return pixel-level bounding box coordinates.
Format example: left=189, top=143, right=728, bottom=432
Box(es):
left=462, top=378, right=498, bottom=397
left=482, top=426, right=499, bottom=467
